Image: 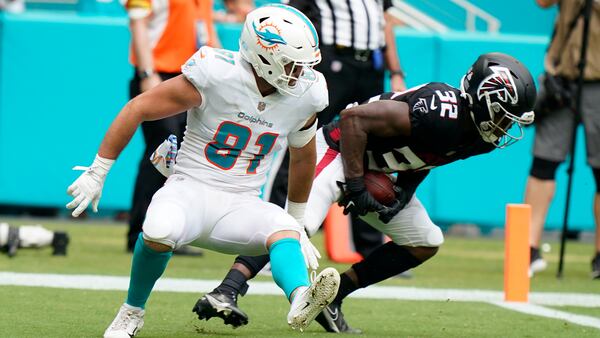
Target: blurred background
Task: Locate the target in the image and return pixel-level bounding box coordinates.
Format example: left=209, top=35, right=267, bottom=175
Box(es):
left=0, top=0, right=593, bottom=234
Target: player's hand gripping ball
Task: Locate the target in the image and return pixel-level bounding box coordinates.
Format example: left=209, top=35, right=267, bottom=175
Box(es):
left=337, top=171, right=394, bottom=217
left=337, top=171, right=405, bottom=224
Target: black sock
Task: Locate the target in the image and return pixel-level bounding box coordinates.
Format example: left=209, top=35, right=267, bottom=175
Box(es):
left=352, top=242, right=423, bottom=289
left=215, top=269, right=249, bottom=296
left=235, top=254, right=270, bottom=278
left=530, top=246, right=540, bottom=262
left=333, top=273, right=358, bottom=304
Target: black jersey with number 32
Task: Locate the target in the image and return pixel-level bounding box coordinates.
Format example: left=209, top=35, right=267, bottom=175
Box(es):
left=324, top=82, right=495, bottom=179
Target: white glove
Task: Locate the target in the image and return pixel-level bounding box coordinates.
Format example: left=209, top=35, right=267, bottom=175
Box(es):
left=66, top=155, right=114, bottom=217
left=150, top=134, right=178, bottom=178
left=287, top=200, right=321, bottom=271
left=299, top=228, right=321, bottom=271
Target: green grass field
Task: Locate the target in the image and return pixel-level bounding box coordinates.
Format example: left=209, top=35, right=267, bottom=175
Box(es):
left=1, top=218, right=599, bottom=337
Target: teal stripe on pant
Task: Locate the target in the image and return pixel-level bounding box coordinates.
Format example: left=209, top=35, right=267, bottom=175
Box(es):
left=126, top=233, right=173, bottom=309
left=269, top=238, right=309, bottom=300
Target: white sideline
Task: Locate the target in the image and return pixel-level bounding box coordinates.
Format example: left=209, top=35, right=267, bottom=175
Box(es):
left=1, top=272, right=598, bottom=307
left=492, top=302, right=600, bottom=329
left=1, top=272, right=599, bottom=329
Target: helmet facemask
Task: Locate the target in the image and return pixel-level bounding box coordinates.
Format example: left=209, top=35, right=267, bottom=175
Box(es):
left=272, top=53, right=321, bottom=96
left=477, top=92, right=535, bottom=148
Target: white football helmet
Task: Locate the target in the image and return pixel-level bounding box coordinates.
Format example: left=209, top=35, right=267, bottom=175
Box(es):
left=239, top=4, right=321, bottom=96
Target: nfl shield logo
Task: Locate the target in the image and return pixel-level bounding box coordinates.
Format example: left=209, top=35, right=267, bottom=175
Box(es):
left=257, top=102, right=266, bottom=111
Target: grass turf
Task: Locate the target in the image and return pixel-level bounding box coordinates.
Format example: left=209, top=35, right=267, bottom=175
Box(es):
left=2, top=219, right=598, bottom=292
left=1, top=286, right=599, bottom=338
left=1, top=218, right=599, bottom=337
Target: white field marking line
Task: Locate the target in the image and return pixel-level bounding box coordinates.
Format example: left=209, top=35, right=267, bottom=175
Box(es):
left=492, top=301, right=600, bottom=329
left=1, top=271, right=599, bottom=307
left=3, top=272, right=600, bottom=329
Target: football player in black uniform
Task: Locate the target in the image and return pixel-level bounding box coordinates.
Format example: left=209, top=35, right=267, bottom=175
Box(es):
left=191, top=52, right=536, bottom=332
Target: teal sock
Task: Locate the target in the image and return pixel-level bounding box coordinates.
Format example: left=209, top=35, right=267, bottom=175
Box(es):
left=126, top=233, right=172, bottom=308
left=269, top=238, right=309, bottom=300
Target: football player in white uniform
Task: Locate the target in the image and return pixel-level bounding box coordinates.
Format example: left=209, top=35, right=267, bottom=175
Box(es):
left=65, top=5, right=340, bottom=337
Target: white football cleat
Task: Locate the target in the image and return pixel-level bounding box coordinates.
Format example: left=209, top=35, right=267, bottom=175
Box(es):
left=104, top=303, right=145, bottom=338
left=529, top=257, right=548, bottom=277
left=287, top=267, right=340, bottom=331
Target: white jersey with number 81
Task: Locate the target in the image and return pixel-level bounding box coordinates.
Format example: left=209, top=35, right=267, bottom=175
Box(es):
left=175, top=46, right=328, bottom=195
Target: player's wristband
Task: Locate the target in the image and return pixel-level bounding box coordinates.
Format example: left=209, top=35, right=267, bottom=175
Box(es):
left=91, top=154, right=115, bottom=178
left=390, top=70, right=405, bottom=78
left=137, top=68, right=156, bottom=80
left=344, top=176, right=366, bottom=193
left=287, top=200, right=307, bottom=221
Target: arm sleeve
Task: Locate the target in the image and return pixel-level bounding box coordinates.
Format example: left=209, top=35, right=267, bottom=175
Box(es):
left=288, top=117, right=317, bottom=148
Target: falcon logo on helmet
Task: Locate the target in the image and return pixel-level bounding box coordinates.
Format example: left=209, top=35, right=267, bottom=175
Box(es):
left=477, top=66, right=518, bottom=105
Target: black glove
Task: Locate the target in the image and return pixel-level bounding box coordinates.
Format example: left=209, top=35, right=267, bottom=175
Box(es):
left=337, top=177, right=385, bottom=216
left=376, top=185, right=413, bottom=224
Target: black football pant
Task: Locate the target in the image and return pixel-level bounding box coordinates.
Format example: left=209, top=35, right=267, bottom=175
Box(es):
left=127, top=71, right=187, bottom=251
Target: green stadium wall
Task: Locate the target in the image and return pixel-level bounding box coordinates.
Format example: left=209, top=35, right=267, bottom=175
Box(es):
left=0, top=12, right=594, bottom=230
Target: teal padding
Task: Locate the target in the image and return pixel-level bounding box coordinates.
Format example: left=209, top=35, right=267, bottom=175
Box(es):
left=269, top=238, right=309, bottom=300
left=126, top=233, right=173, bottom=308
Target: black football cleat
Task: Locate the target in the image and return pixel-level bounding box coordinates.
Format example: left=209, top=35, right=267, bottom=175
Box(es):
left=51, top=231, right=69, bottom=256
left=193, top=290, right=249, bottom=328
left=6, top=226, right=20, bottom=258
left=591, top=254, right=600, bottom=280
left=315, top=301, right=362, bottom=334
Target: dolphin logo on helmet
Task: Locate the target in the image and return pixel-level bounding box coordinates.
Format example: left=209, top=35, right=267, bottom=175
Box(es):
left=253, top=21, right=287, bottom=48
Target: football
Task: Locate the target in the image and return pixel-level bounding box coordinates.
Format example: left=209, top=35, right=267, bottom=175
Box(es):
left=364, top=171, right=396, bottom=206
